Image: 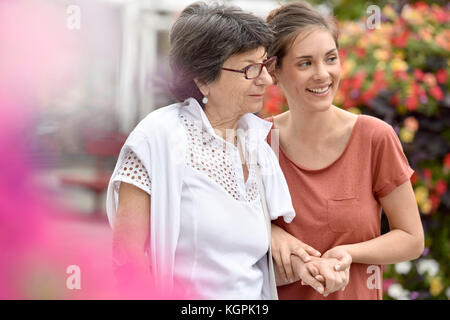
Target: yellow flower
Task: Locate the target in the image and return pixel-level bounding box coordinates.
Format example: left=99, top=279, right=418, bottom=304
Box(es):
left=394, top=51, right=405, bottom=60
left=400, top=127, right=415, bottom=143
left=414, top=186, right=429, bottom=206
left=341, top=59, right=355, bottom=77
left=382, top=5, right=397, bottom=20
left=357, top=36, right=369, bottom=49
left=402, top=6, right=424, bottom=25
left=420, top=199, right=432, bottom=215
left=397, top=105, right=407, bottom=115
left=430, top=276, right=444, bottom=296
left=374, top=48, right=390, bottom=61
left=391, top=58, right=408, bottom=72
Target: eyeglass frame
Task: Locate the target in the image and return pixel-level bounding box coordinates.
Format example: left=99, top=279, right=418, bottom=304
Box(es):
left=221, top=56, right=278, bottom=80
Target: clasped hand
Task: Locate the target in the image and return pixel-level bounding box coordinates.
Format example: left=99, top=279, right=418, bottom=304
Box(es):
left=272, top=224, right=351, bottom=296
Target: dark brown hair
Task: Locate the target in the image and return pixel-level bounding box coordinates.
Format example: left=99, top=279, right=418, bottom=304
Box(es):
left=266, top=1, right=339, bottom=68
left=169, top=1, right=273, bottom=105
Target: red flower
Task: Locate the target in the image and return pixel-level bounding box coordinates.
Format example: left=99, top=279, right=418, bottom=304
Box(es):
left=383, top=279, right=395, bottom=293
left=413, top=1, right=429, bottom=11
left=414, top=69, right=425, bottom=81
left=353, top=71, right=366, bottom=90
left=343, top=98, right=357, bottom=108
left=410, top=172, right=419, bottom=185
left=391, top=30, right=409, bottom=48
left=429, top=86, right=444, bottom=101
left=355, top=48, right=366, bottom=59
left=445, top=153, right=450, bottom=169
left=423, top=168, right=433, bottom=181
left=429, top=193, right=441, bottom=211
left=394, top=71, right=409, bottom=81
left=436, top=69, right=447, bottom=84
left=432, top=7, right=449, bottom=23
left=339, top=49, right=348, bottom=61
left=435, top=180, right=447, bottom=196
left=374, top=70, right=385, bottom=82
left=405, top=96, right=418, bottom=111
left=389, top=93, right=401, bottom=106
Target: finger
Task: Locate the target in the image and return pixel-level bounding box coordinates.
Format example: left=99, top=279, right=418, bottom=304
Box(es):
left=300, top=271, right=324, bottom=295
left=294, top=248, right=312, bottom=263
left=281, top=249, right=295, bottom=281
left=303, top=245, right=321, bottom=257
left=315, top=275, right=325, bottom=283
left=339, top=270, right=348, bottom=287
left=322, top=269, right=339, bottom=296
left=307, top=264, right=325, bottom=284
left=335, top=255, right=352, bottom=271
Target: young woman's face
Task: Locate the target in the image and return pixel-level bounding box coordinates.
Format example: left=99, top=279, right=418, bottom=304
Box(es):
left=275, top=28, right=341, bottom=113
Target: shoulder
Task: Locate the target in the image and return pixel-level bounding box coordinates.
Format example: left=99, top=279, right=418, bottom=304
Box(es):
left=134, top=101, right=184, bottom=135
left=356, top=114, right=397, bottom=142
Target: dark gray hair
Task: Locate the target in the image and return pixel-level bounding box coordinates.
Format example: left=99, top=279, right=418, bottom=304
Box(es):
left=169, top=1, right=273, bottom=106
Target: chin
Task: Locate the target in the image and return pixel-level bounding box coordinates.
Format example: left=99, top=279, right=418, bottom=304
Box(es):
left=246, top=101, right=264, bottom=114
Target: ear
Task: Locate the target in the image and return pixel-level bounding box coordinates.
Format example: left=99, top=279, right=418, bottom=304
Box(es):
left=194, top=78, right=209, bottom=97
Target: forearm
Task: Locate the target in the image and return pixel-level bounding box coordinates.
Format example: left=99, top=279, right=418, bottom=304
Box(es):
left=339, top=229, right=424, bottom=265
left=112, top=223, right=152, bottom=284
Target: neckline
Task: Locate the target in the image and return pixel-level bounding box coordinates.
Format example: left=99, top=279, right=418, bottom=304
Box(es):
left=270, top=114, right=361, bottom=172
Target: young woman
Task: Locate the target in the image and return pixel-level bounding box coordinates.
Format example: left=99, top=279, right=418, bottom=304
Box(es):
left=266, top=1, right=424, bottom=299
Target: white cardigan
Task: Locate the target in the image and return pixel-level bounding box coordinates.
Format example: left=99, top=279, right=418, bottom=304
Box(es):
left=106, top=98, right=295, bottom=296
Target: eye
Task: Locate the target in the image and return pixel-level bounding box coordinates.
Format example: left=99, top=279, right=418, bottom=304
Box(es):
left=327, top=56, right=338, bottom=63
left=297, top=61, right=311, bottom=67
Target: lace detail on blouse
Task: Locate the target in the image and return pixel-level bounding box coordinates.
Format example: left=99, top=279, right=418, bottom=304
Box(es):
left=116, top=149, right=151, bottom=194
left=179, top=113, right=259, bottom=202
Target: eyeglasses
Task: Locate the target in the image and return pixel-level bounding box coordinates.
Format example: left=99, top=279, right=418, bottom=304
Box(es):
left=221, top=56, right=278, bottom=80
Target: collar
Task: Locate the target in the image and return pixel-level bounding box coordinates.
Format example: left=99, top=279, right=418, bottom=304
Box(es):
left=181, top=97, right=273, bottom=142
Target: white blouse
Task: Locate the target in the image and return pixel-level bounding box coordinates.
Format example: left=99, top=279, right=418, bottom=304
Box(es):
left=110, top=98, right=295, bottom=299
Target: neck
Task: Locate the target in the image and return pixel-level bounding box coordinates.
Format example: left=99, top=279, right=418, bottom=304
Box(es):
left=204, top=105, right=242, bottom=145
left=284, top=101, right=337, bottom=145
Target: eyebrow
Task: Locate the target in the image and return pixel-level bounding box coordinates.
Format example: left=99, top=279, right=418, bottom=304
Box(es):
left=242, top=56, right=268, bottom=64
left=295, top=48, right=337, bottom=60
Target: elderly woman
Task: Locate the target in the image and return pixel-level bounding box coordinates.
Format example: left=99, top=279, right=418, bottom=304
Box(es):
left=265, top=1, right=424, bottom=299
left=106, top=2, right=300, bottom=300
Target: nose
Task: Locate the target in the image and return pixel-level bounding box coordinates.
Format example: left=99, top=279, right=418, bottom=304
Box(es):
left=255, top=65, right=273, bottom=86
left=313, top=62, right=329, bottom=81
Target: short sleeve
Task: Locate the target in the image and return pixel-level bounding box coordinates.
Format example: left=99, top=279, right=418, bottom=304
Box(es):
left=372, top=124, right=414, bottom=199
left=113, top=149, right=152, bottom=195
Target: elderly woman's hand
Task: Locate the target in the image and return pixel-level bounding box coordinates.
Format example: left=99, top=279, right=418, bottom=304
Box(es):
left=271, top=223, right=322, bottom=283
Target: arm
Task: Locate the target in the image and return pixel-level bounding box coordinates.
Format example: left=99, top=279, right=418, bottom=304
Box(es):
left=271, top=223, right=321, bottom=282
left=325, top=180, right=424, bottom=264
left=274, top=254, right=326, bottom=295
left=112, top=182, right=152, bottom=287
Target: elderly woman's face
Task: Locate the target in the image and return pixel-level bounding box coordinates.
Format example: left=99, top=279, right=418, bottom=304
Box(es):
left=275, top=28, right=341, bottom=113
left=206, top=46, right=273, bottom=117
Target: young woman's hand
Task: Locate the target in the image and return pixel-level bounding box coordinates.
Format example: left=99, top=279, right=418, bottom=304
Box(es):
left=300, top=256, right=350, bottom=296
left=271, top=223, right=321, bottom=283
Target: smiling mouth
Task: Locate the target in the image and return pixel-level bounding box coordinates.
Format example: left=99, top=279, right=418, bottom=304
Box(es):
left=306, top=84, right=332, bottom=94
